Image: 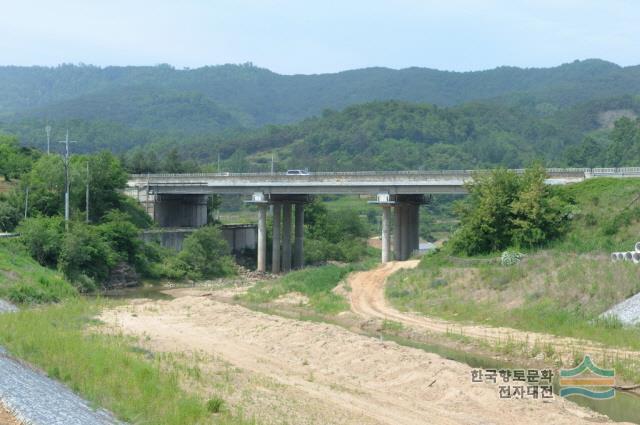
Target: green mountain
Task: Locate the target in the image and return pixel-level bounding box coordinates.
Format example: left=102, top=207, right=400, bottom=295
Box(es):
left=2, top=59, right=640, bottom=165
left=148, top=96, right=639, bottom=172
left=2, top=59, right=640, bottom=128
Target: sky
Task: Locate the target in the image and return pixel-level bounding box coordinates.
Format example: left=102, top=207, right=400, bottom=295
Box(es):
left=0, top=0, right=638, bottom=75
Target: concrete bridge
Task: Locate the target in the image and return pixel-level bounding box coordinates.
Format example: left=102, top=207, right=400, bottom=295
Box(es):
left=126, top=167, right=640, bottom=272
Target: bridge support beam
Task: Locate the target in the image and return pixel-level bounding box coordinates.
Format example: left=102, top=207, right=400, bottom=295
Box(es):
left=294, top=203, right=305, bottom=269
left=282, top=203, right=292, bottom=272
left=257, top=204, right=267, bottom=273
left=272, top=203, right=282, bottom=274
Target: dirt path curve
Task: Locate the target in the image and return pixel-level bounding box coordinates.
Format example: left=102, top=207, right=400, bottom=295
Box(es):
left=348, top=261, right=640, bottom=363
left=101, top=294, right=623, bottom=425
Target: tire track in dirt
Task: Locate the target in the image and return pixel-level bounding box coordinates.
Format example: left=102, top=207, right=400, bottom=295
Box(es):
left=348, top=261, right=640, bottom=364
left=101, top=294, right=625, bottom=425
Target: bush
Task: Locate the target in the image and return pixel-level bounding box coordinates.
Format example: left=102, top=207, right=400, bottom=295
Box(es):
left=58, top=223, right=116, bottom=289
left=174, top=226, right=235, bottom=280
left=0, top=199, right=20, bottom=231
left=17, top=216, right=65, bottom=267
left=450, top=165, right=573, bottom=255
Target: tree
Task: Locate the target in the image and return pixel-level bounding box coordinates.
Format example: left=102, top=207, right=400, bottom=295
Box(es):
left=0, top=135, right=33, bottom=181
left=17, top=216, right=65, bottom=267
left=449, top=165, right=572, bottom=255
left=163, top=148, right=184, bottom=173
left=174, top=225, right=234, bottom=279
left=58, top=223, right=116, bottom=289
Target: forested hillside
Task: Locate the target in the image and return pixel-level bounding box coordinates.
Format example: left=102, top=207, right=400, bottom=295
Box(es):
left=2, top=59, right=640, bottom=169
left=125, top=96, right=640, bottom=172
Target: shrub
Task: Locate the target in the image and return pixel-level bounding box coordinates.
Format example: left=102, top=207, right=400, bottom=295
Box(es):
left=17, top=216, right=65, bottom=267
left=58, top=223, right=116, bottom=288
left=450, top=165, right=573, bottom=255
left=175, top=226, right=235, bottom=280
left=206, top=397, right=224, bottom=413
left=0, top=200, right=20, bottom=231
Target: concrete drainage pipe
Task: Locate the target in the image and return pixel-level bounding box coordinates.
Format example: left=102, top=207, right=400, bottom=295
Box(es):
left=633, top=252, right=640, bottom=264
left=624, top=252, right=634, bottom=261
left=618, top=252, right=627, bottom=261
left=636, top=242, right=640, bottom=252
left=612, top=252, right=620, bottom=262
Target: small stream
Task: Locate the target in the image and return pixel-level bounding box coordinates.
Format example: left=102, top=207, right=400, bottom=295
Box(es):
left=104, top=285, right=640, bottom=424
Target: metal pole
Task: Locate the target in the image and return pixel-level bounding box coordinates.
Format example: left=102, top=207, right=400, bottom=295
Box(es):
left=217, top=153, right=221, bottom=173
left=271, top=153, right=274, bottom=174
left=57, top=130, right=78, bottom=231
left=45, top=125, right=51, bottom=155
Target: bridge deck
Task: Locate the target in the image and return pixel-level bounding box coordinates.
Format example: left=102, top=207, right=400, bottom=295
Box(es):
left=125, top=167, right=625, bottom=195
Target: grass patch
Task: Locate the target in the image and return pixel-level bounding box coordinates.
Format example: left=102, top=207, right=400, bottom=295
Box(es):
left=0, top=239, right=77, bottom=304
left=387, top=250, right=640, bottom=350
left=242, top=258, right=377, bottom=314
left=242, top=265, right=350, bottom=314
left=0, top=298, right=249, bottom=425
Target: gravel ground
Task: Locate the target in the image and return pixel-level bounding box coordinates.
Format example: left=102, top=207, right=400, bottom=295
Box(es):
left=0, top=300, right=18, bottom=314
left=0, top=300, right=122, bottom=425
left=602, top=292, right=640, bottom=325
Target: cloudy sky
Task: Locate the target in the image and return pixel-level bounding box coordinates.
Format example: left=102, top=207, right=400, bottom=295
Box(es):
left=0, top=0, right=638, bottom=74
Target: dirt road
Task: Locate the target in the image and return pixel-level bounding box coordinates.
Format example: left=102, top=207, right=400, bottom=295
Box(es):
left=0, top=403, right=20, bottom=425
left=101, top=292, right=622, bottom=424
left=349, top=260, right=640, bottom=364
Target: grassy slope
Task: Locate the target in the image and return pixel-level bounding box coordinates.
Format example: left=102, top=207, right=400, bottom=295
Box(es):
left=0, top=241, right=249, bottom=424
left=0, top=239, right=77, bottom=303
left=387, top=178, right=640, bottom=349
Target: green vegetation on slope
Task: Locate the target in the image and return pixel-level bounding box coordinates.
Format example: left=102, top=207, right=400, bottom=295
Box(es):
left=387, top=178, right=640, bottom=352
left=0, top=298, right=250, bottom=425
left=0, top=239, right=77, bottom=303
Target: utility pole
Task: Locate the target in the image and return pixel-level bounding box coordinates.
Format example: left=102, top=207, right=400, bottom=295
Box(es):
left=217, top=152, right=221, bottom=173
left=85, top=161, right=90, bottom=223
left=271, top=152, right=275, bottom=174
left=24, top=186, right=29, bottom=219
left=57, top=130, right=78, bottom=231
left=45, top=125, right=51, bottom=155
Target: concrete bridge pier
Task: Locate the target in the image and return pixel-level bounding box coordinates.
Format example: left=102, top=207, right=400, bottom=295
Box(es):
left=294, top=203, right=305, bottom=269
left=257, top=203, right=268, bottom=273
left=371, top=194, right=425, bottom=263
left=154, top=194, right=208, bottom=228
left=282, top=203, right=292, bottom=272
left=272, top=203, right=282, bottom=274
left=248, top=194, right=309, bottom=273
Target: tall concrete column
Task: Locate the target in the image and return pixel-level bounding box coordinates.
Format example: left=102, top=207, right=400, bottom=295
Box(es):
left=293, top=203, right=305, bottom=269
left=272, top=203, right=282, bottom=274
left=257, top=204, right=267, bottom=273
left=381, top=206, right=391, bottom=263
left=282, top=203, right=292, bottom=272
left=401, top=203, right=410, bottom=260
left=413, top=204, right=420, bottom=253
left=394, top=204, right=402, bottom=260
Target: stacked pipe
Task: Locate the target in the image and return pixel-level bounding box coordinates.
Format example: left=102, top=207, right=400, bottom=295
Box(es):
left=611, top=242, right=640, bottom=264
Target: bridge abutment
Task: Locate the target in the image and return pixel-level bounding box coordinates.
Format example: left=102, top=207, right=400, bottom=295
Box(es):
left=154, top=194, right=208, bottom=228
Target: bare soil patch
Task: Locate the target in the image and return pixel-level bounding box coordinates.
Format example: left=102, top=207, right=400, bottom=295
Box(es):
left=100, top=289, right=622, bottom=425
